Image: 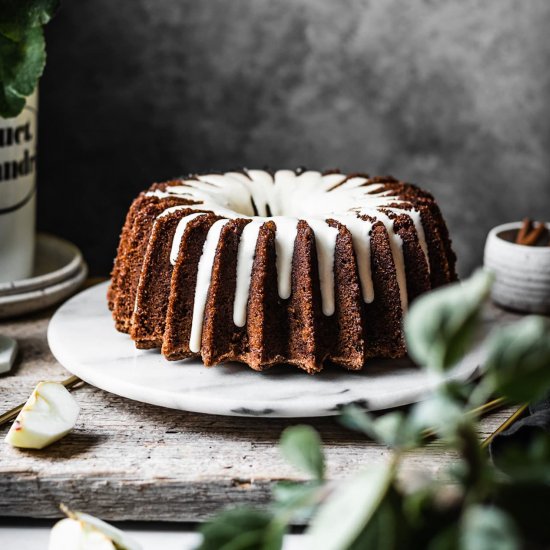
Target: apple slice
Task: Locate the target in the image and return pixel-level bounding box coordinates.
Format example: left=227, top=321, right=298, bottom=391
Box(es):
left=49, top=507, right=142, bottom=550
left=48, top=518, right=116, bottom=550
left=5, top=381, right=79, bottom=449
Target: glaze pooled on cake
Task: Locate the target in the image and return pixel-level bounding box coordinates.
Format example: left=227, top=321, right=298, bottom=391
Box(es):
left=109, top=168, right=457, bottom=373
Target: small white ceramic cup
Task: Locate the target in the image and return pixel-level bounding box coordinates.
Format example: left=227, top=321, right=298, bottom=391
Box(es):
left=0, top=90, right=37, bottom=283
left=484, top=221, right=550, bottom=314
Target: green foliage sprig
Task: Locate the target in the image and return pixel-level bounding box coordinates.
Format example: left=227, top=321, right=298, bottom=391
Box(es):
left=198, top=270, right=550, bottom=550
left=0, top=0, right=59, bottom=117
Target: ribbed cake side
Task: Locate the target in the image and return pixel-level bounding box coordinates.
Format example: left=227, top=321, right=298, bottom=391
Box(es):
left=108, top=170, right=457, bottom=373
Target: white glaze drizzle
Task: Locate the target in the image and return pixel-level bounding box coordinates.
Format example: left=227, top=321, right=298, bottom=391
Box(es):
left=407, top=209, right=430, bottom=268
left=233, top=216, right=299, bottom=326
left=233, top=220, right=263, bottom=327
left=271, top=216, right=299, bottom=299
left=189, top=219, right=230, bottom=352
left=374, top=212, right=408, bottom=312
left=306, top=218, right=339, bottom=316
left=170, top=212, right=207, bottom=265
left=147, top=170, right=432, bottom=345
left=332, top=214, right=375, bottom=303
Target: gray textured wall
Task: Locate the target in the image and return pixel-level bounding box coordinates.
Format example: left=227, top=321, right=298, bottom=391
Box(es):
left=38, top=0, right=550, bottom=276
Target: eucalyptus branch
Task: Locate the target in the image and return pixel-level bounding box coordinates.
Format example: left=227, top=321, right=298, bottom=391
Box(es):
left=199, top=273, right=550, bottom=549
left=455, top=424, right=489, bottom=504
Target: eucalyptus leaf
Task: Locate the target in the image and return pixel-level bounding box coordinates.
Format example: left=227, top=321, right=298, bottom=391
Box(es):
left=340, top=406, right=419, bottom=449
left=347, top=489, right=408, bottom=550
left=272, top=481, right=323, bottom=523
left=272, top=481, right=319, bottom=507
left=0, top=27, right=45, bottom=117
left=405, top=270, right=492, bottom=372
left=459, top=506, right=519, bottom=550
left=373, top=412, right=411, bottom=446
left=483, top=316, right=550, bottom=403
left=339, top=405, right=379, bottom=436
left=272, top=481, right=322, bottom=509
left=306, top=465, right=394, bottom=550
left=279, top=425, right=325, bottom=480
left=0, top=0, right=59, bottom=42
left=409, top=391, right=466, bottom=440
left=198, top=508, right=283, bottom=550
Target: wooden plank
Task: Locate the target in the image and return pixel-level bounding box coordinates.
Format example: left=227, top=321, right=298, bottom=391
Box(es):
left=0, top=301, right=518, bottom=522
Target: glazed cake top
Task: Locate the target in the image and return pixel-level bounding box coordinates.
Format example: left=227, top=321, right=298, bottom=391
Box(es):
left=146, top=169, right=431, bottom=352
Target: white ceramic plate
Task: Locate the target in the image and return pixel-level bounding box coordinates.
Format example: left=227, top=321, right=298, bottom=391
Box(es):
left=0, top=262, right=88, bottom=319
left=48, top=282, right=484, bottom=418
left=0, top=233, right=83, bottom=297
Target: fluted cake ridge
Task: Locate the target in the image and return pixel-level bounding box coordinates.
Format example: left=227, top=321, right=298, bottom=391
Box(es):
left=108, top=168, right=457, bottom=373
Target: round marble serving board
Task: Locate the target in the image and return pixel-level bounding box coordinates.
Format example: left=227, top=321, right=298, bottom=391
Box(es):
left=48, top=282, right=485, bottom=418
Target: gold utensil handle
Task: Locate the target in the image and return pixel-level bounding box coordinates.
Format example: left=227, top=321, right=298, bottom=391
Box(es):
left=481, top=402, right=529, bottom=449
left=422, top=397, right=507, bottom=439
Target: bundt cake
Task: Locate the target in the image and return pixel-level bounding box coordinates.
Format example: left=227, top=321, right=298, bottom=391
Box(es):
left=108, top=168, right=457, bottom=374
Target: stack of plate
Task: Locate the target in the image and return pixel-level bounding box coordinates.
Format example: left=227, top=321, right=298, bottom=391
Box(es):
left=0, top=234, right=88, bottom=319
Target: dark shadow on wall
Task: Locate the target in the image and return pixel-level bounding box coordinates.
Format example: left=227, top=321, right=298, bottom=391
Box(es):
left=37, top=0, right=550, bottom=276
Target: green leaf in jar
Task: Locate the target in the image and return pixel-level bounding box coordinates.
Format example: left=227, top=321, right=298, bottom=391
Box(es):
left=0, top=27, right=45, bottom=118
left=0, top=0, right=60, bottom=42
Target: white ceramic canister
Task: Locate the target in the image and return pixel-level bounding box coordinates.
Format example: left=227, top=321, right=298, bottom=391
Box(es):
left=0, top=90, right=37, bottom=283
left=484, top=221, right=550, bottom=314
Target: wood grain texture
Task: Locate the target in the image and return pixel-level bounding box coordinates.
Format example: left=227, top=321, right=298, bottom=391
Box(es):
left=0, top=296, right=520, bottom=522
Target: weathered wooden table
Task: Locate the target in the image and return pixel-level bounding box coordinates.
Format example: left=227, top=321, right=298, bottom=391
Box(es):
left=0, top=284, right=517, bottom=523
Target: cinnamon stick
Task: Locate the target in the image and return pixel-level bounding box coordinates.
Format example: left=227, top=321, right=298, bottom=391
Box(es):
left=522, top=224, right=545, bottom=246
left=516, top=218, right=532, bottom=244
left=515, top=218, right=548, bottom=246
